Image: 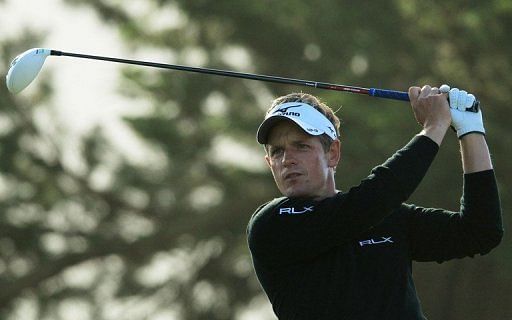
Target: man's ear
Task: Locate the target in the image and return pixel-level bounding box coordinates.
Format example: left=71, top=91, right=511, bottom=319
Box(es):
left=264, top=154, right=272, bottom=168
left=328, top=139, right=341, bottom=168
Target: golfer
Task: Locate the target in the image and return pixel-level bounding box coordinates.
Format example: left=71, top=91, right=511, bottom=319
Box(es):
left=247, top=85, right=503, bottom=319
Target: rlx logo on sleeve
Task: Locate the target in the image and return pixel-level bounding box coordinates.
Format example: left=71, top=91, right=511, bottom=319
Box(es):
left=359, top=237, right=394, bottom=247
left=279, top=206, right=314, bottom=215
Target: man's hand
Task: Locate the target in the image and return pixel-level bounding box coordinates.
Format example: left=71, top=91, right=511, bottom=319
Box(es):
left=448, top=88, right=485, bottom=138
left=408, top=85, right=451, bottom=146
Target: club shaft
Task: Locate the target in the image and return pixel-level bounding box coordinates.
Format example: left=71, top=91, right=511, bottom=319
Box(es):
left=50, top=50, right=410, bottom=102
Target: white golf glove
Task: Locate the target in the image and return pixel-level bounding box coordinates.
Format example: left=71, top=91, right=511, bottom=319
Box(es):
left=448, top=87, right=485, bottom=138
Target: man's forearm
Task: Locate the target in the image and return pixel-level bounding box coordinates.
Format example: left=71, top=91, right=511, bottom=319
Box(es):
left=460, top=133, right=493, bottom=173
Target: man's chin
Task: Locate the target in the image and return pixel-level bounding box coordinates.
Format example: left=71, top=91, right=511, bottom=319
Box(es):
left=282, top=188, right=309, bottom=198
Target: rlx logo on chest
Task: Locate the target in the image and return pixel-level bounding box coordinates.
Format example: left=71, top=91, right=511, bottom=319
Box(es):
left=279, top=206, right=314, bottom=215
left=359, top=236, right=394, bottom=247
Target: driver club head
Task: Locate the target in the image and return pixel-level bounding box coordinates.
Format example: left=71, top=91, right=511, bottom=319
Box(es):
left=6, top=48, right=51, bottom=94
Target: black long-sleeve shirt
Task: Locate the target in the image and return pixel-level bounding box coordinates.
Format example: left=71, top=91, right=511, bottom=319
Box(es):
left=247, top=135, right=503, bottom=320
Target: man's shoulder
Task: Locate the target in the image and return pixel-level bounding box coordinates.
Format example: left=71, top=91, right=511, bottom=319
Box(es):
left=247, top=196, right=316, bottom=237
left=250, top=197, right=288, bottom=222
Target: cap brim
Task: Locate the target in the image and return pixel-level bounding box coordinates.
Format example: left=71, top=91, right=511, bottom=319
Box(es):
left=256, top=115, right=325, bottom=144
left=257, top=116, right=289, bottom=144
left=256, top=102, right=338, bottom=144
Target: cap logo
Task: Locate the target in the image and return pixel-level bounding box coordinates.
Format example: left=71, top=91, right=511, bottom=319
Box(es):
left=273, top=104, right=302, bottom=117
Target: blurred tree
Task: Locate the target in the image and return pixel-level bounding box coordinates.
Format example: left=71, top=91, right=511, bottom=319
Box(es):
left=1, top=0, right=510, bottom=319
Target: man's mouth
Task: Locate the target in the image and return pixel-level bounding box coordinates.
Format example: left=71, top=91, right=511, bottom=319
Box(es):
left=283, top=172, right=302, bottom=181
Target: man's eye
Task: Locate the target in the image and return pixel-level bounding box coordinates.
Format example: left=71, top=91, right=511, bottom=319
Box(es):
left=269, top=148, right=283, bottom=157
left=298, top=143, right=309, bottom=149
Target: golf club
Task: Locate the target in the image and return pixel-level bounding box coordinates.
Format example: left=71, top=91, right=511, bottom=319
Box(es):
left=5, top=48, right=479, bottom=111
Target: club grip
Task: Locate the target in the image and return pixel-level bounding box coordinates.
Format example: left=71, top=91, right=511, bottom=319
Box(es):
left=466, top=100, right=480, bottom=112
left=369, top=88, right=410, bottom=101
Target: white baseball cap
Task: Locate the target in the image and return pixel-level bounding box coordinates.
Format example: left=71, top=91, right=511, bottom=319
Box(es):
left=257, top=102, right=338, bottom=144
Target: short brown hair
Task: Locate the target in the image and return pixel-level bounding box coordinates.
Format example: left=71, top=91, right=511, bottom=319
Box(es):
left=266, top=92, right=341, bottom=151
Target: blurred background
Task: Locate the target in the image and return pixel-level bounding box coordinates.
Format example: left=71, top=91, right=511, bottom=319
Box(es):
left=0, top=0, right=510, bottom=319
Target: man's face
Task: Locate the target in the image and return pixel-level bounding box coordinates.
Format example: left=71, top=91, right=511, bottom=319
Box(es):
left=264, top=121, right=340, bottom=200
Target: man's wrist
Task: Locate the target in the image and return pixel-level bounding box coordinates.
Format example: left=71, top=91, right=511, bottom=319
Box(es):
left=460, top=133, right=493, bottom=173
left=419, top=123, right=450, bottom=146
left=458, top=130, right=485, bottom=139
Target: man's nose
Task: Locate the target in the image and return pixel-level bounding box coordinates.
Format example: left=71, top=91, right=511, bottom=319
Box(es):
left=282, top=148, right=298, bottom=166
